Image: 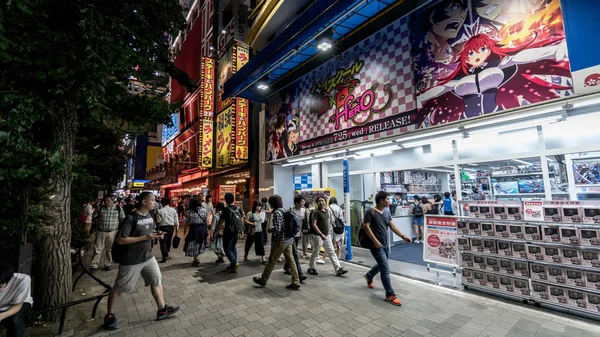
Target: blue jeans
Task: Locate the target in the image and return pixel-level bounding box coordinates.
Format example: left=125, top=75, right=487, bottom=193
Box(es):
left=367, top=246, right=394, bottom=296
left=223, top=231, right=238, bottom=267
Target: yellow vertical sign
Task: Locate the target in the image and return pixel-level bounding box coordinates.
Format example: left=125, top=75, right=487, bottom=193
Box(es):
left=216, top=107, right=233, bottom=167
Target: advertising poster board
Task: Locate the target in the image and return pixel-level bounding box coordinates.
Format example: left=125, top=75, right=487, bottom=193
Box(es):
left=233, top=98, right=249, bottom=162
left=201, top=57, right=215, bottom=168
left=423, top=216, right=459, bottom=267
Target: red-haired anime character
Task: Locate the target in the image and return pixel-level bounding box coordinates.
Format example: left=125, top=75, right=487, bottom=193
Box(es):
left=417, top=28, right=569, bottom=120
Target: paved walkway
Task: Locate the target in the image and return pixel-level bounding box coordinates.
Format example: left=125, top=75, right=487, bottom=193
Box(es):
left=64, top=238, right=600, bottom=337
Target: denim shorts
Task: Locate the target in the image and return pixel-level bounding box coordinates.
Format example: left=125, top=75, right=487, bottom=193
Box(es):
left=413, top=216, right=424, bottom=226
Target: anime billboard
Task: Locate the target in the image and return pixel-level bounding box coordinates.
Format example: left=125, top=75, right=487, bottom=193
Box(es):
left=412, top=0, right=573, bottom=127
left=265, top=87, right=300, bottom=161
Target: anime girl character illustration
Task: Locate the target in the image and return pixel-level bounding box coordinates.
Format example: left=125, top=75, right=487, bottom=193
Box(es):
left=264, top=90, right=300, bottom=160
left=412, top=0, right=573, bottom=126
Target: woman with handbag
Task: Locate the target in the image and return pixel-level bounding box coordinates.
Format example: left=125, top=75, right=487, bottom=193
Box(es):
left=183, top=198, right=209, bottom=267
left=243, top=202, right=266, bottom=264
left=210, top=202, right=226, bottom=264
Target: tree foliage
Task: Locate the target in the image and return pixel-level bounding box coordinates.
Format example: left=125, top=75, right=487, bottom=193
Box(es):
left=0, top=0, right=190, bottom=318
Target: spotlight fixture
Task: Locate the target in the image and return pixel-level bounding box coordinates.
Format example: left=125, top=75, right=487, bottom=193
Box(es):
left=209, top=46, right=214, bottom=50
left=316, top=28, right=334, bottom=51
left=257, top=75, right=269, bottom=91
left=221, top=29, right=226, bottom=34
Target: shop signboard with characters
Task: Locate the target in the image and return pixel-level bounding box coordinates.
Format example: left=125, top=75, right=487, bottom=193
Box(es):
left=264, top=0, right=575, bottom=162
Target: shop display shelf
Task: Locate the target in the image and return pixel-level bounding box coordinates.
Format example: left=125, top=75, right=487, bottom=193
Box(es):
left=473, top=269, right=531, bottom=281
left=529, top=260, right=600, bottom=273
left=533, top=298, right=600, bottom=319
left=474, top=251, right=529, bottom=262
left=458, top=234, right=526, bottom=244
left=534, top=241, right=600, bottom=252
left=463, top=282, right=533, bottom=301
left=533, top=280, right=600, bottom=295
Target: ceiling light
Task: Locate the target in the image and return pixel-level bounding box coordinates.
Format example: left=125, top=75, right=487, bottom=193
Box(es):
left=209, top=46, right=214, bottom=50
left=221, top=29, right=226, bottom=34
left=315, top=149, right=347, bottom=158
left=463, top=168, right=477, bottom=172
left=316, top=28, right=334, bottom=52
left=282, top=162, right=297, bottom=167
left=287, top=156, right=313, bottom=163
left=257, top=82, right=269, bottom=90
left=443, top=166, right=454, bottom=169
left=349, top=141, right=393, bottom=152
left=512, top=159, right=532, bottom=165
left=356, top=145, right=400, bottom=157
left=424, top=168, right=455, bottom=174
left=467, top=163, right=478, bottom=166
left=396, top=128, right=461, bottom=142
left=401, top=134, right=460, bottom=148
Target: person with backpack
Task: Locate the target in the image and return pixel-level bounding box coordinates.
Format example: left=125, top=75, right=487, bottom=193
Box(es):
left=103, top=192, right=179, bottom=331
left=431, top=194, right=443, bottom=215
left=361, top=191, right=412, bottom=306
left=410, top=195, right=424, bottom=243
left=328, top=197, right=345, bottom=259
left=283, top=195, right=309, bottom=282
left=253, top=195, right=301, bottom=290
left=90, top=195, right=125, bottom=273
left=217, top=193, right=244, bottom=273
left=183, top=198, right=209, bottom=267
left=306, top=196, right=348, bottom=277
left=443, top=192, right=456, bottom=215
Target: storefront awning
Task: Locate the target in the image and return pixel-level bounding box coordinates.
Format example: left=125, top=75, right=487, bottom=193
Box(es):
left=223, top=0, right=399, bottom=102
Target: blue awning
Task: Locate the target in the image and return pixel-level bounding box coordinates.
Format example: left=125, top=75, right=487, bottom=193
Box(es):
left=223, top=0, right=396, bottom=103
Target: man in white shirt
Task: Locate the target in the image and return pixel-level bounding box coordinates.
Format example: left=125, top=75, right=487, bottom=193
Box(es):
left=157, top=197, right=179, bottom=263
left=83, top=199, right=96, bottom=234
left=328, top=197, right=345, bottom=258
left=0, top=263, right=33, bottom=337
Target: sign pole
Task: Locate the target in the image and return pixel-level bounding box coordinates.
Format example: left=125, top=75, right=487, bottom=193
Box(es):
left=343, top=155, right=352, bottom=261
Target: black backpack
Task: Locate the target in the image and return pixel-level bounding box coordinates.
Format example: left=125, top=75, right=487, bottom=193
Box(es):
left=428, top=203, right=440, bottom=215
left=412, top=202, right=424, bottom=218
left=330, top=207, right=345, bottom=235
left=301, top=209, right=310, bottom=234
left=225, top=205, right=243, bottom=232
left=112, top=213, right=138, bottom=265
left=358, top=209, right=375, bottom=248
left=283, top=209, right=300, bottom=237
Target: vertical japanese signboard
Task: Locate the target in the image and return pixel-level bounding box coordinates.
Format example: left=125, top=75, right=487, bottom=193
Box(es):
left=233, top=98, right=249, bottom=162
left=201, top=57, right=215, bottom=168
left=216, top=107, right=233, bottom=168
left=423, top=216, right=458, bottom=267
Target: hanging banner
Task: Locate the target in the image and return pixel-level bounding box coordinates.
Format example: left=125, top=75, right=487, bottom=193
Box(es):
left=216, top=107, right=234, bottom=167
left=233, top=0, right=248, bottom=44
left=423, top=216, right=458, bottom=267
left=235, top=43, right=249, bottom=71
left=217, top=48, right=234, bottom=113
left=233, top=98, right=249, bottom=162
left=201, top=57, right=215, bottom=168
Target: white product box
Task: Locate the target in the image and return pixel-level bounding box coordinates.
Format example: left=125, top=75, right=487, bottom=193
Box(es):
left=470, top=238, right=484, bottom=253
left=586, top=293, right=600, bottom=313
left=481, top=222, right=495, bottom=237
left=486, top=273, right=501, bottom=290
left=514, top=261, right=530, bottom=278
left=509, top=224, right=524, bottom=239
left=527, top=244, right=545, bottom=261
left=541, top=225, right=561, bottom=243
left=494, top=223, right=509, bottom=238
left=514, top=278, right=530, bottom=296
left=462, top=268, right=475, bottom=285
left=565, top=268, right=586, bottom=288
left=457, top=237, right=470, bottom=251
left=507, top=206, right=523, bottom=221
left=461, top=252, right=474, bottom=268
left=493, top=206, right=508, bottom=220
left=469, top=205, right=480, bottom=218
left=499, top=276, right=515, bottom=293
left=497, top=241, right=512, bottom=257
left=581, top=250, right=600, bottom=268
left=562, top=206, right=583, bottom=223
left=562, top=248, right=583, bottom=266
left=580, top=228, right=600, bottom=246
left=483, top=239, right=497, bottom=254
left=498, top=259, right=515, bottom=275
left=524, top=224, right=542, bottom=241
left=585, top=270, right=600, bottom=290
left=560, top=227, right=580, bottom=245
left=473, top=255, right=487, bottom=270
left=530, top=263, right=548, bottom=281
left=532, top=282, right=550, bottom=300
left=543, top=205, right=562, bottom=222
left=478, top=206, right=493, bottom=219
left=457, top=221, right=469, bottom=234
left=468, top=222, right=482, bottom=235
left=547, top=266, right=565, bottom=284
left=486, top=257, right=500, bottom=272
left=549, top=285, right=568, bottom=305
left=512, top=242, right=528, bottom=259
left=544, top=246, right=562, bottom=263
left=474, top=271, right=487, bottom=287
left=567, top=289, right=588, bottom=309
left=583, top=205, right=600, bottom=224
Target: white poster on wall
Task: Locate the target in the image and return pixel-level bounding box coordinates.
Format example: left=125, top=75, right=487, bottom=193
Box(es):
left=524, top=201, right=543, bottom=222
left=423, top=216, right=458, bottom=267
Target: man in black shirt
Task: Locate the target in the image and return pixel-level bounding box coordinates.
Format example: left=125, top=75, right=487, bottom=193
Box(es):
left=362, top=191, right=411, bottom=306
left=103, top=192, right=179, bottom=330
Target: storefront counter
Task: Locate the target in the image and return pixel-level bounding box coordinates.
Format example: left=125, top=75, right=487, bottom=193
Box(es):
left=388, top=215, right=414, bottom=245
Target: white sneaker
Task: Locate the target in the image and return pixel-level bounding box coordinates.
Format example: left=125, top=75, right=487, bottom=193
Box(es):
left=316, top=258, right=326, bottom=265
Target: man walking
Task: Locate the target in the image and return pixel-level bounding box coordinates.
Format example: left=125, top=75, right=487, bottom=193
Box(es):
left=157, top=197, right=179, bottom=263
left=0, top=263, right=33, bottom=337
left=103, top=192, right=179, bottom=330
left=253, top=195, right=300, bottom=290
left=218, top=193, right=244, bottom=273
left=284, top=195, right=308, bottom=282
left=306, top=196, right=348, bottom=277
left=81, top=198, right=96, bottom=234
left=362, top=191, right=412, bottom=306
left=91, top=195, right=125, bottom=272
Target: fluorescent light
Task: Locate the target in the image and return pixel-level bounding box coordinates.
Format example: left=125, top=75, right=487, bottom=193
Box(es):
left=467, top=163, right=478, bottom=166
left=287, top=156, right=313, bottom=163
left=546, top=157, right=555, bottom=162
left=402, top=134, right=459, bottom=148
left=424, top=168, right=455, bottom=173
left=463, top=168, right=477, bottom=172
left=373, top=150, right=393, bottom=156
left=349, top=141, right=393, bottom=152
left=315, top=149, right=346, bottom=158
left=443, top=166, right=454, bottom=169
left=281, top=163, right=297, bottom=167
left=304, top=158, right=324, bottom=165
left=356, top=145, right=399, bottom=156
left=397, top=128, right=460, bottom=142
left=323, top=157, right=339, bottom=162
left=512, top=159, right=532, bottom=165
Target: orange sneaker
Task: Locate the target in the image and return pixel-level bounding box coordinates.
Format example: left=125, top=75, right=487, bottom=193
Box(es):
left=385, top=294, right=402, bottom=306
left=363, top=273, right=374, bottom=289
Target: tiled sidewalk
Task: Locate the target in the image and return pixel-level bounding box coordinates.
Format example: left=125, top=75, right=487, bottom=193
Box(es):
left=67, top=239, right=600, bottom=337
